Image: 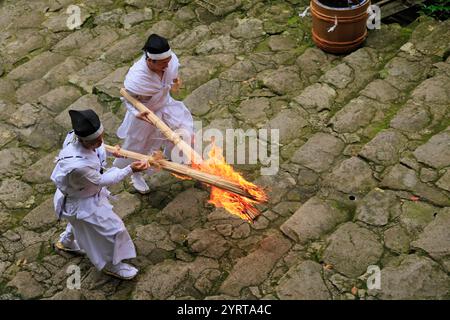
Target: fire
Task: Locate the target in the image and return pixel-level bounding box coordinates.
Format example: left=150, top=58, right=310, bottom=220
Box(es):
left=193, top=143, right=268, bottom=222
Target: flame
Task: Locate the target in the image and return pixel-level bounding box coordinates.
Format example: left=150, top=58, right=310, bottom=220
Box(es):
left=192, top=143, right=268, bottom=222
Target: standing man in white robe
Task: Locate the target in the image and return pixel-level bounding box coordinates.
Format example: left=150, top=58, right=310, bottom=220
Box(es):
left=113, top=33, right=194, bottom=193
left=51, top=109, right=149, bottom=280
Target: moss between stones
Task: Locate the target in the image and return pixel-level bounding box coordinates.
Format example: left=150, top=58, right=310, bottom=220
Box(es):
left=419, top=117, right=450, bottom=143
left=360, top=103, right=404, bottom=143
left=36, top=241, right=54, bottom=263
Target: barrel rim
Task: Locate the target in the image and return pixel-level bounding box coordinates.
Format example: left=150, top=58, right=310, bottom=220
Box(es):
left=312, top=0, right=370, bottom=11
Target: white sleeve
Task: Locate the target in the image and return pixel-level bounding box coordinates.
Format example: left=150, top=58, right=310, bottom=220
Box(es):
left=123, top=99, right=139, bottom=117
left=71, top=166, right=133, bottom=188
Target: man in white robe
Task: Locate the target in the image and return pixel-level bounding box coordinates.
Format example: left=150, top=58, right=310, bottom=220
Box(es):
left=51, top=109, right=149, bottom=280
left=113, top=33, right=194, bottom=193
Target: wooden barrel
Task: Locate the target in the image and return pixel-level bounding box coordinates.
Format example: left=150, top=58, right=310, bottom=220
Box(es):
left=311, top=0, right=371, bottom=54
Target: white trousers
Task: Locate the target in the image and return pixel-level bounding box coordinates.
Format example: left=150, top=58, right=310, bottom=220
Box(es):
left=60, top=207, right=136, bottom=270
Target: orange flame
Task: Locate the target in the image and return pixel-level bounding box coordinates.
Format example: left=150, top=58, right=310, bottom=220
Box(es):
left=192, top=143, right=268, bottom=222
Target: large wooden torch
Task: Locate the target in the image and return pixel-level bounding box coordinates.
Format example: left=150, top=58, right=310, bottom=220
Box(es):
left=104, top=144, right=258, bottom=202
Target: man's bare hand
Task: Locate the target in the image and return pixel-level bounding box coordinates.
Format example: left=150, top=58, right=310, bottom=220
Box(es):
left=171, top=77, right=182, bottom=93
left=151, top=151, right=165, bottom=171
left=131, top=161, right=149, bottom=172
left=112, top=145, right=125, bottom=158
left=136, top=110, right=151, bottom=123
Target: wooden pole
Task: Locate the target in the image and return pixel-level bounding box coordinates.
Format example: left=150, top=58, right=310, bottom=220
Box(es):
left=104, top=144, right=257, bottom=201
left=120, top=88, right=203, bottom=165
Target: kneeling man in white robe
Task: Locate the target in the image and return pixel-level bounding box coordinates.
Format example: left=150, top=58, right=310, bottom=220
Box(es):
left=114, top=33, right=194, bottom=193
left=51, top=109, right=149, bottom=280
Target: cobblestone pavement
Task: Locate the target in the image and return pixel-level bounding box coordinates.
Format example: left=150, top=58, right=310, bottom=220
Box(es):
left=0, top=0, right=449, bottom=300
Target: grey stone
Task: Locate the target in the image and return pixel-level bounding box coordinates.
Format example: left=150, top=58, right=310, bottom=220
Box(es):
left=236, top=97, right=269, bottom=125
left=296, top=48, right=330, bottom=84
left=254, top=171, right=297, bottom=205
left=294, top=83, right=336, bottom=111
left=320, top=63, right=354, bottom=89
left=16, top=80, right=51, bottom=104
left=390, top=101, right=431, bottom=133
left=0, top=147, right=33, bottom=178
left=265, top=109, right=309, bottom=144
left=178, top=56, right=219, bottom=91
left=291, top=133, right=344, bottom=173
left=147, top=20, right=180, bottom=40
left=102, top=112, right=121, bottom=137
left=324, top=157, right=377, bottom=195
left=356, top=189, right=400, bottom=226
left=195, top=269, right=221, bottom=295
left=219, top=232, right=291, bottom=296
left=93, top=8, right=125, bottom=26
left=381, top=164, right=450, bottom=206
left=359, top=130, right=408, bottom=166
left=7, top=271, right=44, bottom=299
left=125, top=0, right=149, bottom=8
left=8, top=103, right=40, bottom=128
left=174, top=6, right=196, bottom=22
left=69, top=61, right=114, bottom=93
left=134, top=260, right=190, bottom=299
left=0, top=179, right=35, bottom=209
left=360, top=79, right=400, bottom=103
left=414, top=131, right=450, bottom=169
left=121, top=8, right=153, bottom=29
left=276, top=260, right=331, bottom=300
left=157, top=189, right=209, bottom=228
left=329, top=96, right=383, bottom=134
left=110, top=192, right=140, bottom=219
left=19, top=117, right=65, bottom=151
left=231, top=223, right=251, bottom=239
left=271, top=201, right=302, bottom=217
left=0, top=79, right=17, bottom=102
left=101, top=34, right=144, bottom=65
left=94, top=67, right=129, bottom=99
left=230, top=18, right=264, bottom=39
left=323, top=222, right=383, bottom=277
left=412, top=209, right=450, bottom=265
left=268, top=35, right=297, bottom=51
left=436, top=169, right=450, bottom=192
left=53, top=29, right=94, bottom=53
left=259, top=66, right=302, bottom=95
left=184, top=79, right=240, bottom=116
left=219, top=60, right=256, bottom=82
left=280, top=197, right=349, bottom=244
left=172, top=25, right=211, bottom=50
left=196, top=35, right=243, bottom=55
left=400, top=201, right=439, bottom=237
left=196, top=0, right=242, bottom=16
left=169, top=224, right=190, bottom=244
left=135, top=223, right=176, bottom=256
left=7, top=52, right=66, bottom=82
left=384, top=225, right=410, bottom=254
left=77, top=27, right=120, bottom=59
left=0, top=125, right=16, bottom=149
left=420, top=168, right=438, bottom=183
left=38, top=86, right=83, bottom=114
left=22, top=197, right=58, bottom=231
left=187, top=228, right=229, bottom=258
left=251, top=215, right=270, bottom=230
left=411, top=19, right=450, bottom=58
left=43, top=57, right=87, bottom=88
left=50, top=289, right=83, bottom=300
left=384, top=57, right=426, bottom=90
left=370, top=255, right=449, bottom=299
left=411, top=75, right=450, bottom=105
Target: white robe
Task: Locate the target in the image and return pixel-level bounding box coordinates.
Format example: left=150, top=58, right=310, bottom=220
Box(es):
left=114, top=53, right=193, bottom=170
left=51, top=132, right=136, bottom=270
